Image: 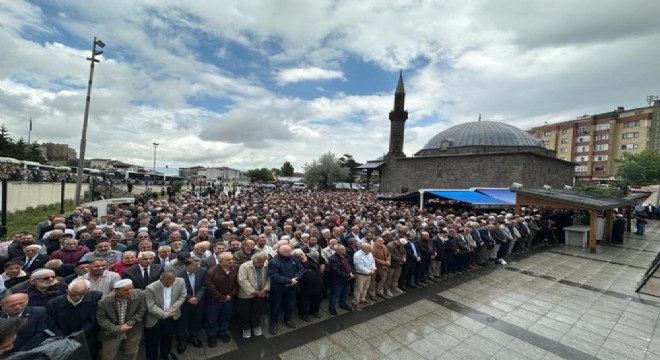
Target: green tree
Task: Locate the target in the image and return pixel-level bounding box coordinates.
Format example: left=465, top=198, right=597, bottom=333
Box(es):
left=339, top=154, right=362, bottom=188
left=281, top=161, right=294, bottom=176
left=0, top=124, right=14, bottom=155
left=246, top=168, right=274, bottom=182
left=303, top=152, right=349, bottom=190
left=271, top=168, right=281, bottom=177
left=616, top=149, right=660, bottom=185
left=65, top=159, right=79, bottom=167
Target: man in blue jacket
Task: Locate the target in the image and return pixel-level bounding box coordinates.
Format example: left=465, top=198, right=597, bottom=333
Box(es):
left=0, top=293, right=46, bottom=353
left=267, top=245, right=303, bottom=335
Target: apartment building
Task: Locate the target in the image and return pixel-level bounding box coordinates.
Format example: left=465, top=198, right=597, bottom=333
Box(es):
left=528, top=100, right=660, bottom=182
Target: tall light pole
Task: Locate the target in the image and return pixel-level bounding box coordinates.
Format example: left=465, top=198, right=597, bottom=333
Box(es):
left=74, top=37, right=105, bottom=205
left=153, top=142, right=159, bottom=174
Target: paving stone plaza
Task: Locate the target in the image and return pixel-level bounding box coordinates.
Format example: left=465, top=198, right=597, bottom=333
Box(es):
left=154, top=220, right=660, bottom=360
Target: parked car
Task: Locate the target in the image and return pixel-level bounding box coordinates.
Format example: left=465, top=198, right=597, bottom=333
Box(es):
left=292, top=182, right=308, bottom=191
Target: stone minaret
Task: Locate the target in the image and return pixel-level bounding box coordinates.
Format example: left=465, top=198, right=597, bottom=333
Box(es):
left=387, top=71, right=408, bottom=157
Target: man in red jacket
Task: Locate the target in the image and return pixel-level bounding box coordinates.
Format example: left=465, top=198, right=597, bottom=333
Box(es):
left=50, top=237, right=89, bottom=265
left=108, top=251, right=137, bottom=276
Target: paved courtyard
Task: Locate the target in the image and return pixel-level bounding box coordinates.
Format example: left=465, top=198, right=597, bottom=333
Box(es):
left=175, top=220, right=660, bottom=360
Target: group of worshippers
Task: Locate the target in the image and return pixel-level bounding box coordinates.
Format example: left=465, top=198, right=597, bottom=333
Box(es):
left=0, top=187, right=549, bottom=359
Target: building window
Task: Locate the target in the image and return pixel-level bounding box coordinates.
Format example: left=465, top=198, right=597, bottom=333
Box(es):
left=543, top=131, right=551, bottom=137
left=559, top=148, right=567, bottom=153
left=595, top=124, right=610, bottom=131
left=623, top=121, right=640, bottom=128
left=593, top=155, right=608, bottom=161
left=436, top=166, right=442, bottom=178
left=559, top=157, right=567, bottom=160
left=594, top=144, right=609, bottom=151
left=621, top=143, right=639, bottom=150
left=622, top=132, right=639, bottom=139
left=593, top=165, right=606, bottom=172
left=594, top=134, right=609, bottom=141
left=561, top=129, right=568, bottom=134
left=575, top=165, right=588, bottom=172
left=560, top=138, right=568, bottom=144
left=575, top=156, right=589, bottom=162
left=576, top=136, right=590, bottom=143
left=542, top=140, right=550, bottom=146
left=575, top=146, right=589, bottom=153
left=577, top=125, right=591, bottom=133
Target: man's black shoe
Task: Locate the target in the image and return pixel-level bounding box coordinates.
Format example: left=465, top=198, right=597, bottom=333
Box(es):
left=329, top=308, right=338, bottom=315
left=189, top=337, right=202, bottom=348
left=339, top=304, right=352, bottom=312
left=311, top=312, right=322, bottom=319
left=269, top=323, right=278, bottom=335
left=208, top=338, right=217, bottom=348
left=218, top=333, right=231, bottom=343
left=300, top=314, right=311, bottom=322
left=283, top=320, right=297, bottom=329
left=162, top=353, right=179, bottom=360
left=176, top=342, right=186, bottom=354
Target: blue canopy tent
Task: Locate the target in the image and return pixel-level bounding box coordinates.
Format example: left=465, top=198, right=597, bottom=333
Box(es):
left=378, top=189, right=515, bottom=210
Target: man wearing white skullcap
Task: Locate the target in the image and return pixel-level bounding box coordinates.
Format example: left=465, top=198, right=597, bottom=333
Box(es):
left=97, top=278, right=147, bottom=360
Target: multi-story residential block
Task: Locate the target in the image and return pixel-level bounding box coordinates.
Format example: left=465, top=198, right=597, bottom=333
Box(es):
left=528, top=100, right=660, bottom=182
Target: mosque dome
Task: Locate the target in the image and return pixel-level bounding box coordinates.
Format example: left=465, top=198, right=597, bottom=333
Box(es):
left=421, top=121, right=543, bottom=150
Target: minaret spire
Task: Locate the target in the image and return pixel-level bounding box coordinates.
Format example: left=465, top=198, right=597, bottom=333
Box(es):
left=395, top=70, right=405, bottom=94
left=388, top=71, right=409, bottom=157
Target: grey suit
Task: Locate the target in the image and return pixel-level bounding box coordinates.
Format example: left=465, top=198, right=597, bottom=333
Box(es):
left=176, top=268, right=207, bottom=342
left=145, top=278, right=187, bottom=328
left=144, top=278, right=187, bottom=359
left=96, top=289, right=146, bottom=360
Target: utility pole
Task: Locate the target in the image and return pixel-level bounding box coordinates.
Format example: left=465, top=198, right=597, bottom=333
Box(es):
left=74, top=37, right=105, bottom=205
left=153, top=142, right=159, bottom=174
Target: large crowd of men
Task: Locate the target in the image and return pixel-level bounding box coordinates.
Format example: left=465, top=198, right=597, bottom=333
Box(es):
left=0, top=186, right=559, bottom=359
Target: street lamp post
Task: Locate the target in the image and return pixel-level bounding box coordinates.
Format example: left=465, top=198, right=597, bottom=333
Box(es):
left=55, top=166, right=70, bottom=214
left=74, top=37, right=105, bottom=206
left=152, top=142, right=159, bottom=185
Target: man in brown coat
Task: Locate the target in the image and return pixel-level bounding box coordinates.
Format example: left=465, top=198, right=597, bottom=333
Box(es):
left=386, top=237, right=406, bottom=295
left=205, top=252, right=239, bottom=347
left=370, top=237, right=392, bottom=298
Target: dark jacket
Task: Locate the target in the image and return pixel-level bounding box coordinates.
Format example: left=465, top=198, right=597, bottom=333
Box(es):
left=206, top=264, right=239, bottom=302
left=268, top=254, right=304, bottom=291
left=328, top=253, right=354, bottom=284
left=11, top=254, right=49, bottom=275
left=178, top=267, right=207, bottom=301
left=46, top=291, right=103, bottom=337
left=8, top=305, right=47, bottom=352
left=24, top=281, right=68, bottom=308
left=121, top=264, right=164, bottom=290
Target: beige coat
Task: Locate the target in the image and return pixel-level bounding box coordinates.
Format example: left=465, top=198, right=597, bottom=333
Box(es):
left=237, top=260, right=270, bottom=299
left=144, top=278, right=187, bottom=328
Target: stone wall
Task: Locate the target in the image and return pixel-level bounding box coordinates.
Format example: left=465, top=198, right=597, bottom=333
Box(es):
left=379, top=152, right=575, bottom=193
left=0, top=183, right=170, bottom=213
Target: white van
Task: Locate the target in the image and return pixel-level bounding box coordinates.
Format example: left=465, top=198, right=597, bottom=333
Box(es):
left=292, top=182, right=307, bottom=191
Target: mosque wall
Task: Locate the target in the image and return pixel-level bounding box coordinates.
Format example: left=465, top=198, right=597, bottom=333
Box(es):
left=379, top=152, right=575, bottom=193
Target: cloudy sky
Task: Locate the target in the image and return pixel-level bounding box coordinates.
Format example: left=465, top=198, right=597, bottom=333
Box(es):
left=1, top=1, right=659, bottom=173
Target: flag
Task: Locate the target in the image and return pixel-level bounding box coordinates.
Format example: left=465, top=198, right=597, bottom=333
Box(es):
left=29, top=117, right=32, bottom=131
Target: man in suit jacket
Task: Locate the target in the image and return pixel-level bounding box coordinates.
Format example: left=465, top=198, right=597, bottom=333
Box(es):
left=46, top=279, right=103, bottom=359
left=0, top=293, right=46, bottom=353
left=327, top=245, right=354, bottom=315
left=122, top=251, right=164, bottom=290
left=175, top=257, right=206, bottom=353
left=97, top=279, right=146, bottom=360
left=145, top=270, right=187, bottom=360
left=12, top=244, right=49, bottom=275
left=202, top=242, right=226, bottom=269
